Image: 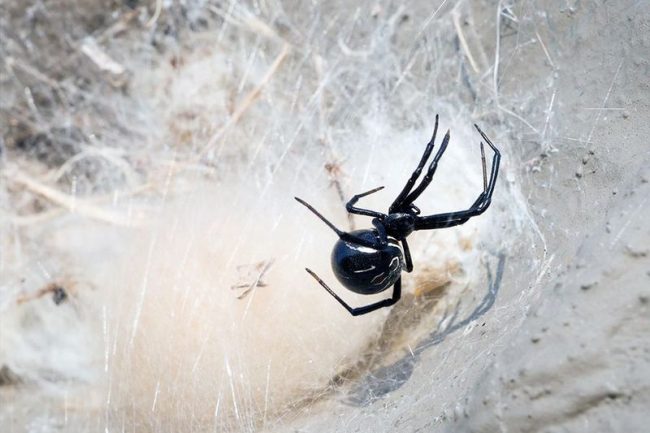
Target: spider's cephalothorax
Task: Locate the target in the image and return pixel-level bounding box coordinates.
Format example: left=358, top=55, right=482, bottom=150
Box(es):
left=382, top=213, right=416, bottom=239
left=296, top=116, right=501, bottom=316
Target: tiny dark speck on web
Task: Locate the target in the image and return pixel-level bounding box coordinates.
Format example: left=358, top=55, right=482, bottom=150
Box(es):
left=52, top=286, right=68, bottom=305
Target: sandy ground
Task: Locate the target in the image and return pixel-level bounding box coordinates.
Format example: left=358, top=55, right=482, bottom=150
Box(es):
left=1, top=0, right=649, bottom=432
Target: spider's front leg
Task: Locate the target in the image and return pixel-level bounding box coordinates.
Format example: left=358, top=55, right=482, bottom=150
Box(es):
left=390, top=115, right=440, bottom=213
left=400, top=129, right=451, bottom=207
left=413, top=125, right=501, bottom=231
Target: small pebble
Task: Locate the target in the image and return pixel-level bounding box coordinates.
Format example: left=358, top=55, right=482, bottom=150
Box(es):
left=624, top=245, right=649, bottom=258
left=580, top=281, right=598, bottom=291
left=575, top=166, right=583, bottom=178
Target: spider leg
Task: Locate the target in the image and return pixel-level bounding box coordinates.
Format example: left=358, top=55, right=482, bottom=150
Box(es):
left=413, top=126, right=500, bottom=231
left=346, top=186, right=386, bottom=218
left=295, top=197, right=377, bottom=248
left=389, top=115, right=440, bottom=213
left=401, top=239, right=413, bottom=272
left=372, top=218, right=389, bottom=246
left=415, top=211, right=475, bottom=230
left=305, top=268, right=401, bottom=316
left=400, top=129, right=451, bottom=207
left=295, top=197, right=344, bottom=235
left=474, top=123, right=500, bottom=199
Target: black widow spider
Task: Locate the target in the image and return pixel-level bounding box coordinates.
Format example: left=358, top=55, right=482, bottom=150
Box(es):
left=295, top=116, right=500, bottom=316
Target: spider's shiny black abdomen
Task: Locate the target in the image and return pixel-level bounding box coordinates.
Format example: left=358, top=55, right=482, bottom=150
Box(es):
left=331, top=229, right=404, bottom=295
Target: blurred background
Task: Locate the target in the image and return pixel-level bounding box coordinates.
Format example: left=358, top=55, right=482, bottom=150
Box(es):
left=0, top=0, right=648, bottom=432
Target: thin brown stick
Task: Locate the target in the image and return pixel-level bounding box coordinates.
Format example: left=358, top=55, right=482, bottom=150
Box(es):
left=325, top=160, right=355, bottom=230
left=5, top=169, right=141, bottom=227
left=16, top=283, right=69, bottom=305
left=452, top=11, right=480, bottom=74
left=200, top=44, right=290, bottom=158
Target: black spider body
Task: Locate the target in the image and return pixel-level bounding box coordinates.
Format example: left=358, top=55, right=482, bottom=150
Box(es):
left=331, top=230, right=404, bottom=294
left=382, top=213, right=416, bottom=239
left=296, top=117, right=501, bottom=316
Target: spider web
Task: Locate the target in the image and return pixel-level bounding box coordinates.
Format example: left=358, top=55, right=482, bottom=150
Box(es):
left=0, top=0, right=575, bottom=431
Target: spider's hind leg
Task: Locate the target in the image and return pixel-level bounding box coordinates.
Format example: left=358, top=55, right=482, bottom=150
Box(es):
left=305, top=269, right=401, bottom=316
left=295, top=197, right=377, bottom=248
left=295, top=196, right=344, bottom=236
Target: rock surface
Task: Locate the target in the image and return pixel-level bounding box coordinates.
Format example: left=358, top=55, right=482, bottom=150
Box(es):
left=0, top=1, right=648, bottom=432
